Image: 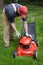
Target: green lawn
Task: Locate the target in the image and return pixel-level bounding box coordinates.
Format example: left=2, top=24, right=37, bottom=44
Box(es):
left=0, top=5, right=43, bottom=65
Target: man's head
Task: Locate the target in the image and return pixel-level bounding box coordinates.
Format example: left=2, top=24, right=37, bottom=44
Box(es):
left=19, top=6, right=28, bottom=18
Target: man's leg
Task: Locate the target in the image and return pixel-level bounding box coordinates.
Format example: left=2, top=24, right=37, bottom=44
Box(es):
left=2, top=12, right=10, bottom=47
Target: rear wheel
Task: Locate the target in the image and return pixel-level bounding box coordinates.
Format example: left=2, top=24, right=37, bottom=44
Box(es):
left=34, top=51, right=37, bottom=59
left=35, top=40, right=39, bottom=47
left=13, top=50, right=17, bottom=58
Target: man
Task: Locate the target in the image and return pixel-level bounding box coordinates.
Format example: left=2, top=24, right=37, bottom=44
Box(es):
left=2, top=3, right=31, bottom=47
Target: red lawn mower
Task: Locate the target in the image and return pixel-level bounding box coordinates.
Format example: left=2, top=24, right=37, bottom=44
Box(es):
left=13, top=22, right=39, bottom=59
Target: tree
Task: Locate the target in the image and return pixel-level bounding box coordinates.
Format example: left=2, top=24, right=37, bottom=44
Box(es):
left=0, top=0, right=3, bottom=8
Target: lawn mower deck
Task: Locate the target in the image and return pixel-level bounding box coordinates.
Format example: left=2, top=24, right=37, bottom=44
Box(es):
left=18, top=37, right=38, bottom=54
left=13, top=22, right=39, bottom=59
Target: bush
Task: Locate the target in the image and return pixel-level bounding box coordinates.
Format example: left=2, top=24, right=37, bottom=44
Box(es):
left=3, top=0, right=14, bottom=4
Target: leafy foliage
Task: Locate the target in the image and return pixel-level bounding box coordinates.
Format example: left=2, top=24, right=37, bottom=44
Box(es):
left=3, top=0, right=14, bottom=4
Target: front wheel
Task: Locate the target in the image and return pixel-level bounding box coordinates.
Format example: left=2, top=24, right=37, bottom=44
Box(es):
left=34, top=51, right=38, bottom=59
left=13, top=50, right=17, bottom=58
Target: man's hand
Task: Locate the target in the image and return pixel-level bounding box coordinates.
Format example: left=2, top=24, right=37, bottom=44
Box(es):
left=16, top=31, right=21, bottom=39
left=26, top=33, right=32, bottom=39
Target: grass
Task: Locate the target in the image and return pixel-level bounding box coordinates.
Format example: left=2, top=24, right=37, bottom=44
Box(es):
left=0, top=5, right=43, bottom=65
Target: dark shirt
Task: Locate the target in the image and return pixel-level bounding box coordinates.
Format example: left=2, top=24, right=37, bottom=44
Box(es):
left=5, top=3, right=26, bottom=23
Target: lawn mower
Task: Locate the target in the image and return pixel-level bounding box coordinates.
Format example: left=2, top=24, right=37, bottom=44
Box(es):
left=13, top=22, right=39, bottom=59
left=13, top=9, right=39, bottom=59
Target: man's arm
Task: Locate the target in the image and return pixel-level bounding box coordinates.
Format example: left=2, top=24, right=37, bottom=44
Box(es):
left=23, top=21, right=29, bottom=36
left=23, top=21, right=32, bottom=38
left=10, top=23, right=20, bottom=38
